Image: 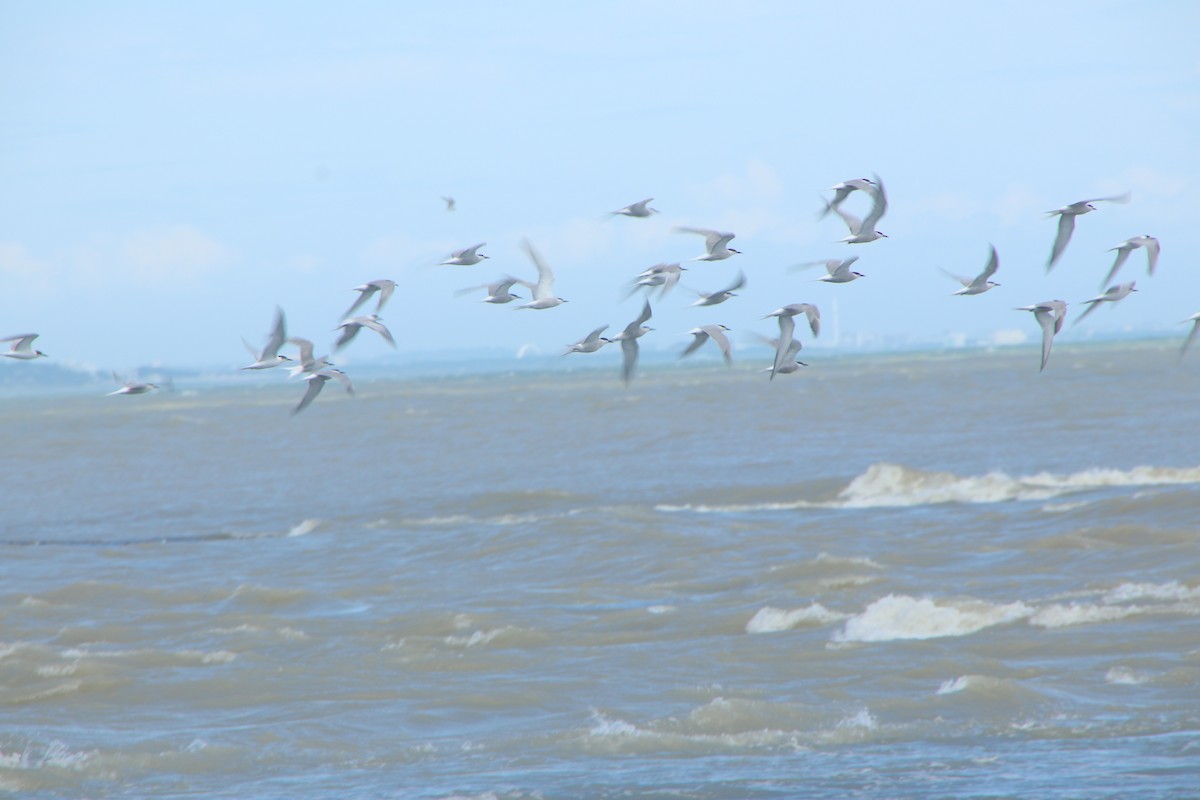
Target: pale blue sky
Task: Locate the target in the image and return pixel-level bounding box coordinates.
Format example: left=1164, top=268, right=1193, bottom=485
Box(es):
left=2, top=1, right=1197, bottom=370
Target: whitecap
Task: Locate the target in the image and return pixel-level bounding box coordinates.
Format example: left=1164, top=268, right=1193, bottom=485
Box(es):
left=833, top=594, right=1033, bottom=642
left=1105, top=667, right=1150, bottom=685
left=287, top=518, right=321, bottom=537
left=1029, top=603, right=1138, bottom=629
left=1103, top=581, right=1200, bottom=604
left=746, top=604, right=847, bottom=634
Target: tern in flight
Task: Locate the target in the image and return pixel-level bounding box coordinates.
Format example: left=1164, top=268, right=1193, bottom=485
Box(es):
left=1045, top=192, right=1131, bottom=271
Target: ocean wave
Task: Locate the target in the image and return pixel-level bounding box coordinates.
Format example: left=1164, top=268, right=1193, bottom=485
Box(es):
left=833, top=594, right=1034, bottom=643
left=657, top=462, right=1200, bottom=514
left=746, top=604, right=848, bottom=634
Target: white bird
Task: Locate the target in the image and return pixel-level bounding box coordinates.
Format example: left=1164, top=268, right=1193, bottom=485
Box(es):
left=515, top=240, right=567, bottom=309
left=1073, top=282, right=1137, bottom=326
left=763, top=304, right=820, bottom=380
left=344, top=279, right=397, bottom=319
left=1045, top=192, right=1131, bottom=271
left=441, top=243, right=488, bottom=266
left=611, top=198, right=658, bottom=218
left=610, top=300, right=653, bottom=385
left=675, top=227, right=741, bottom=261
left=831, top=174, right=888, bottom=243
left=627, top=263, right=686, bottom=299
left=334, top=315, right=396, bottom=350
left=689, top=270, right=746, bottom=306
left=457, top=275, right=525, bottom=304
left=292, top=368, right=354, bottom=416
left=1015, top=300, right=1068, bottom=371
left=1179, top=313, right=1200, bottom=361
left=563, top=325, right=611, bottom=355
left=1, top=333, right=47, bottom=360
left=818, top=177, right=879, bottom=219
left=107, top=372, right=158, bottom=396
left=755, top=334, right=807, bottom=374
left=442, top=196, right=456, bottom=212
left=287, top=337, right=334, bottom=378
left=681, top=325, right=732, bottom=364
left=793, top=256, right=864, bottom=284
left=941, top=245, right=1000, bottom=295
left=240, top=307, right=291, bottom=370
left=1101, top=235, right=1159, bottom=287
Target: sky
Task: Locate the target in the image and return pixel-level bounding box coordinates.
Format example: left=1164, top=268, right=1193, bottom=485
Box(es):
left=2, top=1, right=1198, bottom=372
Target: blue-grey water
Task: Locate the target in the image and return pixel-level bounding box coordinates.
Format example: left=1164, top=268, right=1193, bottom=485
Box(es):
left=2, top=342, right=1199, bottom=799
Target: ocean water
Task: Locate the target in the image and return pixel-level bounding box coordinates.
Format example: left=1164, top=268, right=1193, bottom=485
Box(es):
left=2, top=341, right=1198, bottom=799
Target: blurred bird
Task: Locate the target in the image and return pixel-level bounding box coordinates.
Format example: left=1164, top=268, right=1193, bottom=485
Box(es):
left=515, top=240, right=567, bottom=309
left=689, top=270, right=746, bottom=306
left=794, top=256, right=865, bottom=284
left=764, top=304, right=820, bottom=380
left=941, top=245, right=1000, bottom=295
left=681, top=325, right=732, bottom=364
left=457, top=275, right=526, bottom=304
left=1045, top=192, right=1131, bottom=271
left=818, top=177, right=879, bottom=220
left=1179, top=313, right=1200, bottom=361
left=292, top=368, right=353, bottom=416
left=334, top=315, right=396, bottom=350
left=675, top=227, right=741, bottom=261
left=107, top=372, right=158, bottom=396
left=442, top=196, right=456, bottom=212
left=1073, top=282, right=1137, bottom=327
left=611, top=198, right=658, bottom=218
left=611, top=301, right=653, bottom=385
left=287, top=338, right=334, bottom=378
left=563, top=325, right=611, bottom=355
left=627, top=263, right=685, bottom=299
left=830, top=174, right=888, bottom=243
left=1015, top=300, right=1068, bottom=371
left=1, top=333, right=47, bottom=360
left=1101, top=235, right=1159, bottom=287
left=344, top=279, right=397, bottom=319
left=240, top=307, right=291, bottom=370
left=441, top=243, right=488, bottom=266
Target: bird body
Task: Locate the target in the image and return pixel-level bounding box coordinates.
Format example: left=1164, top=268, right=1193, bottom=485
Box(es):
left=564, top=325, right=611, bottom=355
left=675, top=227, right=741, bottom=261
left=1045, top=192, right=1131, bottom=270
left=515, top=240, right=567, bottom=309
left=293, top=368, right=353, bottom=415
left=611, top=198, right=658, bottom=217
left=611, top=301, right=653, bottom=384
left=1, top=333, right=47, bottom=360
left=441, top=243, right=488, bottom=266
left=942, top=245, right=1000, bottom=295
left=689, top=270, right=745, bottom=306
left=1073, top=282, right=1137, bottom=326
left=1015, top=300, right=1068, bottom=371
left=681, top=325, right=732, bottom=364
left=1102, top=235, right=1159, bottom=287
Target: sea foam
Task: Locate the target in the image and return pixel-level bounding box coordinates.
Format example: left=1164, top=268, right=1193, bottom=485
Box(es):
left=833, top=594, right=1033, bottom=642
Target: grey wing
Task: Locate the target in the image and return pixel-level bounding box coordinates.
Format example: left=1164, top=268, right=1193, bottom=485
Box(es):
left=1102, top=247, right=1131, bottom=288
left=362, top=318, right=396, bottom=347
left=772, top=315, right=797, bottom=379
left=1181, top=318, right=1200, bottom=360
left=939, top=267, right=972, bottom=287
left=583, top=324, right=609, bottom=344
left=860, top=174, right=888, bottom=231
left=1144, top=238, right=1160, bottom=276
left=680, top=330, right=709, bottom=358
left=343, top=288, right=373, bottom=319
left=325, top=369, right=354, bottom=395
left=722, top=270, right=747, bottom=293
left=333, top=325, right=359, bottom=351
left=633, top=300, right=653, bottom=328
left=1033, top=308, right=1056, bottom=371
left=1073, top=300, right=1102, bottom=326
left=1047, top=213, right=1076, bottom=270
left=1, top=333, right=37, bottom=348
left=264, top=306, right=287, bottom=357
left=803, top=304, right=821, bottom=338
left=373, top=280, right=396, bottom=312
left=1087, top=191, right=1132, bottom=205
left=979, top=245, right=999, bottom=281
left=620, top=338, right=639, bottom=385
left=289, top=337, right=315, bottom=365
left=292, top=376, right=327, bottom=415
left=832, top=204, right=863, bottom=235
left=521, top=239, right=553, bottom=298
left=707, top=326, right=732, bottom=364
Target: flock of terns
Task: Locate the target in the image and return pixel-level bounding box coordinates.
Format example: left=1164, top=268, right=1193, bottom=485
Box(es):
left=4, top=177, right=1197, bottom=413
